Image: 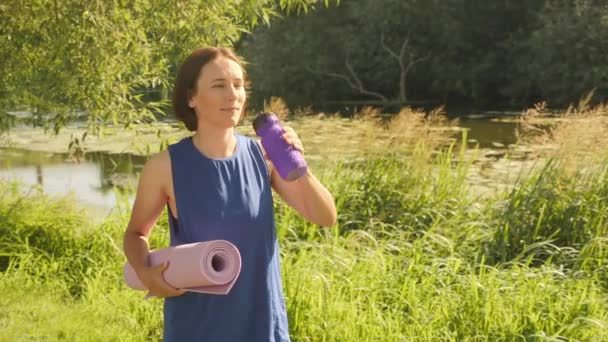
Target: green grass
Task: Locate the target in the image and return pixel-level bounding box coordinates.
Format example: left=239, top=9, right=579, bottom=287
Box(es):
left=486, top=158, right=608, bottom=274
left=283, top=235, right=608, bottom=340
left=0, top=131, right=607, bottom=340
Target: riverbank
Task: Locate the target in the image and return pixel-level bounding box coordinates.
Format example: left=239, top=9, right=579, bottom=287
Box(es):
left=0, top=112, right=533, bottom=222
left=0, top=115, right=467, bottom=160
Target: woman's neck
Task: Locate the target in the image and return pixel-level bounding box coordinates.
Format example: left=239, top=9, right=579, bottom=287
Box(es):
left=192, top=125, right=237, bottom=159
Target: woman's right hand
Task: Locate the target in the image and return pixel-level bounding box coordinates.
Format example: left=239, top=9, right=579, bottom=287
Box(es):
left=137, top=261, right=187, bottom=298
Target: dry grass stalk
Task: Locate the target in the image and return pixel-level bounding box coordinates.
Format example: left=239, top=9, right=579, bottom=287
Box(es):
left=351, top=105, right=458, bottom=156
left=263, top=96, right=290, bottom=120
left=386, top=106, right=458, bottom=152
left=517, top=95, right=608, bottom=172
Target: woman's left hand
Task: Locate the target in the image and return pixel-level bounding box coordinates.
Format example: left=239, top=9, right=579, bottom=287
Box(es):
left=282, top=126, right=304, bottom=154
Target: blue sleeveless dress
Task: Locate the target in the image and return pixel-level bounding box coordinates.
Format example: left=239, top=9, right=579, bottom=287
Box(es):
left=164, top=133, right=290, bottom=342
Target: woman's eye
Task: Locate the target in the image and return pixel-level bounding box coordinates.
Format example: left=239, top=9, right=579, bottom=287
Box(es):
left=212, top=83, right=242, bottom=89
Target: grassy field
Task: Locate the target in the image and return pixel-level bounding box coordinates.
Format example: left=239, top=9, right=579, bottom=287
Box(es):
left=1, top=103, right=607, bottom=341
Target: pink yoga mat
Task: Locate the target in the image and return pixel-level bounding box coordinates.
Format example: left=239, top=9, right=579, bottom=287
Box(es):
left=123, top=240, right=241, bottom=296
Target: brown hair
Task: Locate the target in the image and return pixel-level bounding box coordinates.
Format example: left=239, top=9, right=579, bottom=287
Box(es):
left=172, top=47, right=247, bottom=131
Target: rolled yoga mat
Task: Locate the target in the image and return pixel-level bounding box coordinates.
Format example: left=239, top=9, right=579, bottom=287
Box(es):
left=123, top=240, right=242, bottom=296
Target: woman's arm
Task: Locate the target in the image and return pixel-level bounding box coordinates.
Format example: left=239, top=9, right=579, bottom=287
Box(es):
left=270, top=167, right=337, bottom=227
left=123, top=151, right=185, bottom=297
left=260, top=127, right=337, bottom=227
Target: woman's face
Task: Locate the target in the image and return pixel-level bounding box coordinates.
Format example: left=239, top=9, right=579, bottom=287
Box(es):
left=188, top=56, right=246, bottom=129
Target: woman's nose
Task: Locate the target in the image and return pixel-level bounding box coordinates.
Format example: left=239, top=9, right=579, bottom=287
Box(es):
left=226, top=84, right=238, bottom=100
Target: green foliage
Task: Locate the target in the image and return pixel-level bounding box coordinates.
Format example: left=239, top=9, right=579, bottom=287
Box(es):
left=0, top=182, right=87, bottom=267
left=487, top=159, right=608, bottom=273
left=283, top=237, right=608, bottom=340
left=1, top=153, right=608, bottom=339
left=330, top=146, right=471, bottom=235
left=504, top=0, right=608, bottom=104
left=0, top=0, right=338, bottom=135
left=1, top=134, right=608, bottom=339
left=240, top=0, right=608, bottom=110
left=0, top=178, right=171, bottom=298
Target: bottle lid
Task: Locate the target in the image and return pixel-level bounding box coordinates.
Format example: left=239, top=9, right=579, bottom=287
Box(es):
left=252, top=112, right=278, bottom=134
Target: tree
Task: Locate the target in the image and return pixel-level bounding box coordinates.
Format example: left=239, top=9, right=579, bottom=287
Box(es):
left=240, top=0, right=441, bottom=109
left=503, top=0, right=608, bottom=105
left=0, top=0, right=339, bottom=136
left=242, top=0, right=591, bottom=111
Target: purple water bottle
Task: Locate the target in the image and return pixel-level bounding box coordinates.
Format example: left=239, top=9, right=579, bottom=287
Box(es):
left=252, top=112, right=308, bottom=181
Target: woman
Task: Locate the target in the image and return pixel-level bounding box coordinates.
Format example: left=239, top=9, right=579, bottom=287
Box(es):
left=123, top=47, right=337, bottom=341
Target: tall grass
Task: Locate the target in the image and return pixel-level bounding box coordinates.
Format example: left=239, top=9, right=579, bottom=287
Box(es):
left=283, top=234, right=608, bottom=340
left=487, top=158, right=608, bottom=268
left=1, top=103, right=608, bottom=340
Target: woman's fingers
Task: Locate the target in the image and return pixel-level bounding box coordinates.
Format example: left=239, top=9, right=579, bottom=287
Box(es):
left=154, top=262, right=186, bottom=297
left=144, top=262, right=187, bottom=298
left=281, top=127, right=304, bottom=153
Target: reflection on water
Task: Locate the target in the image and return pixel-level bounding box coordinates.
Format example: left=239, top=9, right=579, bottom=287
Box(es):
left=0, top=162, right=118, bottom=211
left=0, top=116, right=522, bottom=219
left=0, top=149, right=146, bottom=220
left=459, top=118, right=518, bottom=148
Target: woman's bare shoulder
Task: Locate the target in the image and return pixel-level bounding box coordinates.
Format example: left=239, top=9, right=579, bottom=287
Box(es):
left=139, top=150, right=171, bottom=189
left=144, top=150, right=170, bottom=171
